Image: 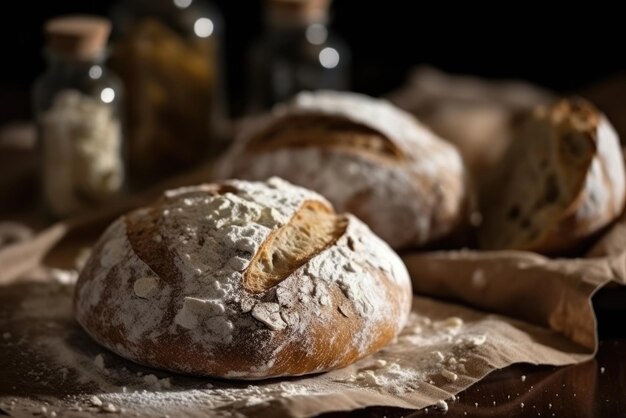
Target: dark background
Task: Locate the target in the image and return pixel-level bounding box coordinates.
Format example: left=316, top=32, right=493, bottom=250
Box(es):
left=0, top=1, right=624, bottom=123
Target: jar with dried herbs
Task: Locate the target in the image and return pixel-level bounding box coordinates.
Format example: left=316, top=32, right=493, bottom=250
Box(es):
left=110, top=0, right=226, bottom=185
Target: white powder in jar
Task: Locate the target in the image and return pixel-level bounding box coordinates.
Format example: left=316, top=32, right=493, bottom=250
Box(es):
left=39, top=89, right=124, bottom=217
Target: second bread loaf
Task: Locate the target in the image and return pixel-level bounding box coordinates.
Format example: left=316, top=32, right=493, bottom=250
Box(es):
left=217, top=91, right=470, bottom=250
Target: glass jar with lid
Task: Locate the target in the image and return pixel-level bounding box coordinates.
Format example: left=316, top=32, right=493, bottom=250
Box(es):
left=33, top=16, right=126, bottom=219
left=110, top=0, right=226, bottom=186
left=247, top=0, right=350, bottom=113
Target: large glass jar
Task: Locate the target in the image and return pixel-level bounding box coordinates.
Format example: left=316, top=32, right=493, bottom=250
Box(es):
left=247, top=0, right=350, bottom=113
left=110, top=0, right=226, bottom=186
left=33, top=16, right=126, bottom=219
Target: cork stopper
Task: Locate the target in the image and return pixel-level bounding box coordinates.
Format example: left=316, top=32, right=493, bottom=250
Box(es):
left=44, top=15, right=111, bottom=59
left=265, top=0, right=331, bottom=24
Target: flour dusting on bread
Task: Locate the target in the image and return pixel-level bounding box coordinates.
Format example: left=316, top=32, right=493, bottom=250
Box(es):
left=74, top=178, right=412, bottom=378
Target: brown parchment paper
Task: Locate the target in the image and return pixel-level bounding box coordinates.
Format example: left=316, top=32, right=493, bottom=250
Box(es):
left=1, top=70, right=625, bottom=417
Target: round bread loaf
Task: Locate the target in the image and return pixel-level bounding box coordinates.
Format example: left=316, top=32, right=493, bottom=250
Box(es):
left=216, top=91, right=470, bottom=250
left=74, top=178, right=412, bottom=379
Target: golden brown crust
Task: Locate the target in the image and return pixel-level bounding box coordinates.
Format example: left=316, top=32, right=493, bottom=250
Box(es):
left=77, top=268, right=402, bottom=378
left=74, top=179, right=412, bottom=379
left=246, top=114, right=408, bottom=161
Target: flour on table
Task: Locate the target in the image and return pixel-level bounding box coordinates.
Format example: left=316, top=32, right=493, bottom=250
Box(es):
left=133, top=277, right=158, bottom=299
left=334, top=313, right=488, bottom=396
left=343, top=361, right=422, bottom=394
left=93, top=354, right=105, bottom=370
left=2, top=264, right=497, bottom=417
left=143, top=375, right=172, bottom=390
left=471, top=269, right=487, bottom=288
left=436, top=399, right=449, bottom=412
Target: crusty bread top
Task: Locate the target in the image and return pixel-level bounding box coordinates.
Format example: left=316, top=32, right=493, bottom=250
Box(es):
left=281, top=91, right=451, bottom=158
left=74, top=178, right=412, bottom=377
left=233, top=91, right=465, bottom=175
left=216, top=92, right=469, bottom=249
left=245, top=115, right=408, bottom=161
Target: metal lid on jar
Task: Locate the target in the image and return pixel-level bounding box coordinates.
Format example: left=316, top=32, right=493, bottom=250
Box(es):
left=44, top=15, right=111, bottom=59
left=265, top=0, right=331, bottom=24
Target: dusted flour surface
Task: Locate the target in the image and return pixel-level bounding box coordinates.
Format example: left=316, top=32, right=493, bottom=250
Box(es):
left=0, top=268, right=525, bottom=418
left=73, top=178, right=412, bottom=378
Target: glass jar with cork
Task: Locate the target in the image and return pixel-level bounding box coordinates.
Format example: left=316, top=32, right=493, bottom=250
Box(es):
left=33, top=15, right=126, bottom=219
left=109, top=0, right=226, bottom=186
left=247, top=0, right=350, bottom=113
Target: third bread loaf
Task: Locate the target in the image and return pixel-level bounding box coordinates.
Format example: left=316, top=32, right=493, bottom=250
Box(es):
left=479, top=98, right=626, bottom=254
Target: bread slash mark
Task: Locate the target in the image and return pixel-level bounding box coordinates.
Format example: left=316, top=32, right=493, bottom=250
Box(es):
left=243, top=201, right=348, bottom=293
left=246, top=114, right=408, bottom=161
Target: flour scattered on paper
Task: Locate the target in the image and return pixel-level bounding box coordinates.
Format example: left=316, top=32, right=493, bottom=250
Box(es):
left=436, top=399, right=449, bottom=412
left=336, top=314, right=487, bottom=394
left=0, top=269, right=492, bottom=417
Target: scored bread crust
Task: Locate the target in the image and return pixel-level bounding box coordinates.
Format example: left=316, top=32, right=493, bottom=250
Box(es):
left=216, top=91, right=470, bottom=250
left=479, top=99, right=626, bottom=254
left=74, top=178, right=412, bottom=379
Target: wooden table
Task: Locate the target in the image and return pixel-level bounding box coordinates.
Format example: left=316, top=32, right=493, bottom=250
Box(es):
left=322, top=339, right=626, bottom=417
left=321, top=288, right=626, bottom=417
